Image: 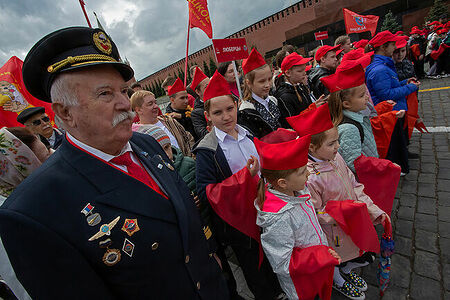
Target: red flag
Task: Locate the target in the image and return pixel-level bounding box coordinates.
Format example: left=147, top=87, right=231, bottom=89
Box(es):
left=0, top=56, right=55, bottom=127
left=187, top=0, right=213, bottom=39
left=289, top=245, right=338, bottom=300
left=405, top=92, right=428, bottom=139
left=325, top=200, right=380, bottom=253
left=354, top=155, right=401, bottom=217
left=371, top=102, right=397, bottom=159
left=343, top=8, right=379, bottom=37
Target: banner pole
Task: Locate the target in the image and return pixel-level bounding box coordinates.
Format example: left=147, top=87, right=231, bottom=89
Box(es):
left=232, top=61, right=243, bottom=100
left=184, top=20, right=191, bottom=86
left=79, top=0, right=92, bottom=28
left=320, top=40, right=323, bottom=46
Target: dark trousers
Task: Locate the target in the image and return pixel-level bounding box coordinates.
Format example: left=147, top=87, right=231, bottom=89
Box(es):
left=386, top=117, right=409, bottom=173
left=412, top=58, right=425, bottom=79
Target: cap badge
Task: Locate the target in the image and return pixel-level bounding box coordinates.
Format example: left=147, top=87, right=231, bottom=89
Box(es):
left=93, top=31, right=112, bottom=55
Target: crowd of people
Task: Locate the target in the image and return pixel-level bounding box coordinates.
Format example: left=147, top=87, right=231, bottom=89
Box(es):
left=0, top=17, right=448, bottom=300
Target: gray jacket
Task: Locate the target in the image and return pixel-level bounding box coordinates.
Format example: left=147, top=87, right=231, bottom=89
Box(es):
left=255, top=187, right=328, bottom=300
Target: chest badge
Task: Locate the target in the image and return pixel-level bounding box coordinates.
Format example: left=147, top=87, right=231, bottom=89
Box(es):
left=88, top=216, right=120, bottom=241
left=121, top=218, right=140, bottom=236
left=122, top=238, right=135, bottom=257
left=102, top=248, right=121, bottom=266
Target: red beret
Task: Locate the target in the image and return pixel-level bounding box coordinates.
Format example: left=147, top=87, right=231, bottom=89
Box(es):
left=167, top=78, right=185, bottom=96
left=352, top=39, right=369, bottom=49
left=254, top=134, right=311, bottom=171
left=286, top=103, right=333, bottom=137
left=281, top=53, right=312, bottom=73
left=242, top=48, right=266, bottom=75
left=260, top=128, right=298, bottom=144
left=203, top=71, right=232, bottom=102
left=190, top=67, right=208, bottom=91
left=320, top=64, right=366, bottom=93
left=315, top=45, right=340, bottom=61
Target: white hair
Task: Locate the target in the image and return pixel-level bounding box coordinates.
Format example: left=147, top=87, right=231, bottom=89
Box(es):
left=50, top=74, right=79, bottom=107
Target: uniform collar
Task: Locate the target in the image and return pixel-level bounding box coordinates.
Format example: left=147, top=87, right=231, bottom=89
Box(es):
left=215, top=124, right=249, bottom=143
left=252, top=92, right=270, bottom=106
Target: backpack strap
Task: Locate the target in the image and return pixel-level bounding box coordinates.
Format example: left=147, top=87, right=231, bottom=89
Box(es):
left=340, top=116, right=364, bottom=144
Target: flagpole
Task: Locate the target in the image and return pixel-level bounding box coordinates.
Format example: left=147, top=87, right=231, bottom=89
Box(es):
left=79, top=0, right=92, bottom=28
left=184, top=18, right=191, bottom=86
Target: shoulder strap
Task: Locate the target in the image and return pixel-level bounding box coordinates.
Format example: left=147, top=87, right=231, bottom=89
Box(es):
left=340, top=116, right=364, bottom=143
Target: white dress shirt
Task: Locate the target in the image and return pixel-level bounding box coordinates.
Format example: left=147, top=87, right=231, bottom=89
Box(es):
left=252, top=92, right=271, bottom=112
left=215, top=125, right=260, bottom=175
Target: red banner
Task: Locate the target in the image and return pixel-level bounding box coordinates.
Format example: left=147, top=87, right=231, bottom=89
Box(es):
left=0, top=56, right=55, bottom=128
left=212, top=38, right=249, bottom=63
left=315, top=31, right=329, bottom=40
left=187, top=0, right=213, bottom=39
left=343, top=8, right=379, bottom=37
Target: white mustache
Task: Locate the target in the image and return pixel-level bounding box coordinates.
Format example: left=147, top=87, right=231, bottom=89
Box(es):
left=112, top=111, right=136, bottom=127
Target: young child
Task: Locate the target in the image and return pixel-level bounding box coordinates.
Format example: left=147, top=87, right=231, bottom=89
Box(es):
left=322, top=64, right=379, bottom=173
left=274, top=53, right=314, bottom=119
left=195, top=71, right=283, bottom=300
left=287, top=103, right=389, bottom=300
left=239, top=48, right=288, bottom=138
left=254, top=132, right=340, bottom=300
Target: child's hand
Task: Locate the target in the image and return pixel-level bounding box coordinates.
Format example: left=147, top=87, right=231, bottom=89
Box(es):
left=328, top=248, right=342, bottom=264
left=315, top=94, right=329, bottom=107
left=396, top=110, right=406, bottom=118
left=246, top=155, right=260, bottom=177
left=375, top=213, right=391, bottom=225
left=386, top=100, right=396, bottom=105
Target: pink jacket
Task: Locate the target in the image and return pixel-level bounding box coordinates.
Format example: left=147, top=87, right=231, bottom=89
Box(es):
left=306, top=153, right=384, bottom=262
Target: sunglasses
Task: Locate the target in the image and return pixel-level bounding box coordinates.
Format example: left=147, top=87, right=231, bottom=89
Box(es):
left=31, top=116, right=50, bottom=126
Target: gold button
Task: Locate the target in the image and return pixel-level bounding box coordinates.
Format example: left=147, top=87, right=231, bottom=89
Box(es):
left=151, top=242, right=159, bottom=250
left=185, top=255, right=190, bottom=263
left=196, top=281, right=201, bottom=290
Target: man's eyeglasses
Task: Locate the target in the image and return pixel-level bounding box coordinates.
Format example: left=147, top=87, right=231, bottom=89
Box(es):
left=31, top=116, right=50, bottom=126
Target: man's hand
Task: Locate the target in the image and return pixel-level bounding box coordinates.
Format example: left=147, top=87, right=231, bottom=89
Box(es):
left=328, top=248, right=342, bottom=264
left=167, top=112, right=182, bottom=119
left=396, top=110, right=406, bottom=118
left=246, top=155, right=260, bottom=177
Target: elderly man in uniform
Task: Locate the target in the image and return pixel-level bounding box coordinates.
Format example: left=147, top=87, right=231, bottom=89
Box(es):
left=0, top=27, right=228, bottom=299
left=17, top=106, right=64, bottom=149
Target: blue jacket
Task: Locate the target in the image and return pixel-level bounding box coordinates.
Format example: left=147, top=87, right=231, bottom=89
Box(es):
left=0, top=133, right=228, bottom=300
left=366, top=54, right=418, bottom=111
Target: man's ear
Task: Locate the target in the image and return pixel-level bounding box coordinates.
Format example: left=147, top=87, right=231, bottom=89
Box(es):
left=342, top=100, right=352, bottom=110
left=52, top=103, right=75, bottom=128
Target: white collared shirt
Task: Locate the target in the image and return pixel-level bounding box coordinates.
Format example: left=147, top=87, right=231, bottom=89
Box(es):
left=66, top=132, right=138, bottom=172
left=48, top=130, right=56, bottom=148
left=215, top=125, right=259, bottom=175
left=252, top=92, right=271, bottom=112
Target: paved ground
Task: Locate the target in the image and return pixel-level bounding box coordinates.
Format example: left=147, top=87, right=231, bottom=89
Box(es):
left=233, top=77, right=450, bottom=300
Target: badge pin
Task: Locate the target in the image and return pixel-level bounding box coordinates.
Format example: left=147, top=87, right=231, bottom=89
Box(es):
left=122, top=238, right=135, bottom=257
left=141, top=151, right=149, bottom=157
left=99, top=238, right=112, bottom=249
left=102, top=248, right=121, bottom=266
left=87, top=213, right=102, bottom=226
left=89, top=216, right=121, bottom=241
left=157, top=163, right=163, bottom=169
left=81, top=203, right=94, bottom=216
left=121, top=218, right=140, bottom=237
left=164, top=161, right=175, bottom=171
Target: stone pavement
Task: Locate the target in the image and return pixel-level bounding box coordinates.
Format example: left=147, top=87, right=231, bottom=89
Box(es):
left=233, top=77, right=450, bottom=300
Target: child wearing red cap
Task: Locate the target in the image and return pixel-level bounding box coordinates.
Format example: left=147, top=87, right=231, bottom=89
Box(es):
left=190, top=67, right=211, bottom=139
left=409, top=28, right=427, bottom=79
left=286, top=104, right=389, bottom=300
left=274, top=53, right=318, bottom=120
left=195, top=71, right=284, bottom=300
left=239, top=48, right=288, bottom=138
left=393, top=41, right=417, bottom=82
left=254, top=133, right=340, bottom=300
left=308, top=45, right=340, bottom=99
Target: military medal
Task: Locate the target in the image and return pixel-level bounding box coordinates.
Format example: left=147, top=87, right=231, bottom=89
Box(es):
left=102, top=248, right=121, bottom=266
left=81, top=203, right=94, bottom=216
left=87, top=213, right=101, bottom=226
left=121, top=219, right=140, bottom=236
left=89, top=216, right=120, bottom=241
left=122, top=238, right=135, bottom=257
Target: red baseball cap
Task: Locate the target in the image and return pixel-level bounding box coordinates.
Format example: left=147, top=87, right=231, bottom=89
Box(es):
left=396, top=36, right=409, bottom=49
left=190, top=67, right=208, bottom=91
left=315, top=45, right=341, bottom=61
left=280, top=53, right=312, bottom=74
left=437, top=28, right=449, bottom=35
left=203, top=71, right=232, bottom=102
left=254, top=134, right=311, bottom=171
left=320, top=64, right=366, bottom=93
left=242, top=48, right=267, bottom=75
left=305, top=65, right=312, bottom=72
left=428, top=21, right=441, bottom=26
left=368, top=30, right=404, bottom=48
left=167, top=78, right=185, bottom=96
left=286, top=103, right=333, bottom=137
left=338, top=48, right=373, bottom=70
left=410, top=28, right=422, bottom=35
left=353, top=39, right=369, bottom=49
